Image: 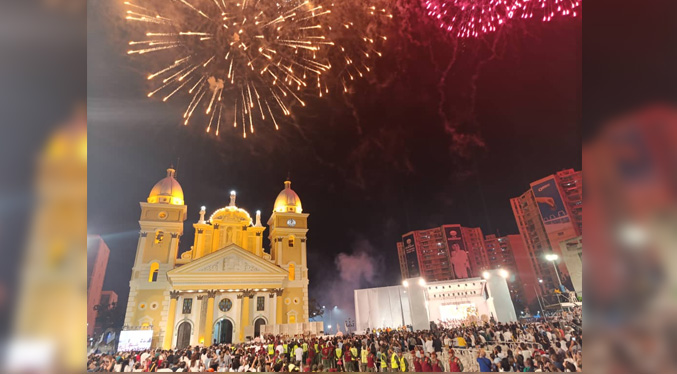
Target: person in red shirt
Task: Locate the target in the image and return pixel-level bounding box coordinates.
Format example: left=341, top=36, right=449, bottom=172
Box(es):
left=413, top=357, right=422, bottom=372
left=367, top=351, right=376, bottom=372
left=420, top=356, right=432, bottom=372
left=448, top=349, right=463, bottom=372
left=430, top=352, right=443, bottom=372
left=343, top=344, right=352, bottom=372
left=321, top=344, right=331, bottom=370
left=308, top=344, right=316, bottom=366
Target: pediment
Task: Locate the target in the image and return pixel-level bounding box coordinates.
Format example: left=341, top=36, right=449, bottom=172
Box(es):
left=168, top=244, right=287, bottom=277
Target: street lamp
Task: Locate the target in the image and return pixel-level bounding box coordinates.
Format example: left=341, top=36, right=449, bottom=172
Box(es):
left=329, top=306, right=338, bottom=331
left=545, top=254, right=563, bottom=290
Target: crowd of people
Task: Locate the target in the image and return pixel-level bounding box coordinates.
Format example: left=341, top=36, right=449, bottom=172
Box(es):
left=87, top=310, right=582, bottom=372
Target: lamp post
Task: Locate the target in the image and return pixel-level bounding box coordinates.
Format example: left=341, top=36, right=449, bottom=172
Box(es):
left=545, top=254, right=563, bottom=290
left=331, top=306, right=337, bottom=333
left=545, top=254, right=566, bottom=314
left=531, top=281, right=547, bottom=322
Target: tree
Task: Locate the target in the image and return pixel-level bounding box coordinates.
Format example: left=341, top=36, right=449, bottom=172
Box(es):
left=308, top=298, right=324, bottom=321
left=93, top=300, right=119, bottom=336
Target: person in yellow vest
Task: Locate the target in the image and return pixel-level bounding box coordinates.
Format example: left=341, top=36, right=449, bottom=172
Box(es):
left=379, top=348, right=389, bottom=372
left=396, top=349, right=409, bottom=372
left=335, top=345, right=343, bottom=371
left=268, top=342, right=275, bottom=356
left=350, top=344, right=359, bottom=372
left=360, top=343, right=369, bottom=372
left=390, top=348, right=400, bottom=372
left=302, top=340, right=308, bottom=365
left=283, top=342, right=289, bottom=361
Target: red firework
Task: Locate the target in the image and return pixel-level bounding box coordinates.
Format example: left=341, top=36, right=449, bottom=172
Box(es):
left=518, top=0, right=580, bottom=22
left=424, top=0, right=580, bottom=38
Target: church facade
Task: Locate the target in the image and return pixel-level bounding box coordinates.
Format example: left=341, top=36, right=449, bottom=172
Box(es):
left=123, top=168, right=310, bottom=349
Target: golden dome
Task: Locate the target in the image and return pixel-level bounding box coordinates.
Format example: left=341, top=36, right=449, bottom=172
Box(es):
left=147, top=168, right=184, bottom=205
left=273, top=180, right=302, bottom=213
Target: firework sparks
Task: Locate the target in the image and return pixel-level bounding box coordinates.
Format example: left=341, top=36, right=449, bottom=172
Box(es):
left=424, top=0, right=580, bottom=38
left=125, top=0, right=334, bottom=138
left=519, top=0, right=581, bottom=22
left=321, top=0, right=392, bottom=95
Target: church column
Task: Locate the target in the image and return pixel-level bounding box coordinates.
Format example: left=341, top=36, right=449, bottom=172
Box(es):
left=274, top=288, right=284, bottom=324
left=162, top=291, right=181, bottom=349
left=238, top=290, right=253, bottom=341
left=203, top=290, right=216, bottom=346
left=193, top=295, right=204, bottom=345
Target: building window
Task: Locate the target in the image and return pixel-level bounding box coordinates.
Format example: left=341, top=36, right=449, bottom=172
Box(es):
left=257, top=296, right=265, bottom=311
left=288, top=238, right=294, bottom=247
left=154, top=231, right=164, bottom=244
left=148, top=262, right=159, bottom=282
left=183, top=298, right=192, bottom=314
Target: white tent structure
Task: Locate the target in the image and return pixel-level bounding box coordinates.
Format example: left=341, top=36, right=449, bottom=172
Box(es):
left=355, top=270, right=517, bottom=332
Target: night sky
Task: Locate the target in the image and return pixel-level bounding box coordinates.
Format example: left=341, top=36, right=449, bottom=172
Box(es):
left=88, top=0, right=581, bottom=324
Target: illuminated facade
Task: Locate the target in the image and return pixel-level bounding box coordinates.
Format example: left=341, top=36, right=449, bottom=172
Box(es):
left=124, top=168, right=310, bottom=349
left=396, top=224, right=490, bottom=282
left=510, top=169, right=581, bottom=297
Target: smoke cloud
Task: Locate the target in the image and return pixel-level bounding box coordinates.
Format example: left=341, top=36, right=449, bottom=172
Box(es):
left=320, top=239, right=384, bottom=323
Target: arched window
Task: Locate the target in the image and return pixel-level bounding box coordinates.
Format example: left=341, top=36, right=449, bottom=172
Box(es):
left=288, top=263, right=295, bottom=281
left=288, top=235, right=295, bottom=248
left=149, top=262, right=159, bottom=282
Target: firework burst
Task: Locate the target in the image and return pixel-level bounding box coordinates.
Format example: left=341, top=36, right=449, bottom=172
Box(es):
left=424, top=0, right=520, bottom=38
left=125, top=0, right=333, bottom=138
left=519, top=0, right=580, bottom=22
left=423, top=0, right=580, bottom=38
left=322, top=0, right=393, bottom=94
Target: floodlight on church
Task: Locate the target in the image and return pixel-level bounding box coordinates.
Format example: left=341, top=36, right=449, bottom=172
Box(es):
left=482, top=271, right=491, bottom=280
left=499, top=269, right=509, bottom=279
left=418, top=278, right=426, bottom=286
left=402, top=280, right=409, bottom=287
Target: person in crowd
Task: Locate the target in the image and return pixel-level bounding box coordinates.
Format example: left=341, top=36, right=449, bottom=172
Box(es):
left=477, top=349, right=493, bottom=372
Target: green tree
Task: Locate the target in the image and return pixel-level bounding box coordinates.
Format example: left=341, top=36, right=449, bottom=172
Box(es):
left=308, top=298, right=324, bottom=321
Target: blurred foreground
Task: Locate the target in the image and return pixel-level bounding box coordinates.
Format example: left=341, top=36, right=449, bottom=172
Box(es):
left=583, top=105, right=677, bottom=373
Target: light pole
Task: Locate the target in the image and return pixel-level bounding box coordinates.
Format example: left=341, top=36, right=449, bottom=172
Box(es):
left=532, top=280, right=547, bottom=322
left=331, top=306, right=337, bottom=333
left=545, top=254, right=566, bottom=313
left=545, top=254, right=563, bottom=290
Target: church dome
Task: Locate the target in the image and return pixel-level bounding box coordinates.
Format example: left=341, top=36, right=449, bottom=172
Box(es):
left=273, top=180, right=302, bottom=213
left=147, top=168, right=184, bottom=205
left=209, top=191, right=253, bottom=226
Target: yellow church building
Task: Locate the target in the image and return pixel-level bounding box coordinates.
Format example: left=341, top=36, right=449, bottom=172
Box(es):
left=123, top=167, right=312, bottom=349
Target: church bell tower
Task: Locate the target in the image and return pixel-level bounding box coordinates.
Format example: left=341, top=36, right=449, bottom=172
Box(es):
left=268, top=178, right=309, bottom=321
left=124, top=167, right=187, bottom=346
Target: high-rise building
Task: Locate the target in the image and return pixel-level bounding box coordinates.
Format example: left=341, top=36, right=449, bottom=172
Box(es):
left=396, top=224, right=489, bottom=282
left=511, top=168, right=582, bottom=302
left=87, top=235, right=111, bottom=337
left=484, top=234, right=532, bottom=307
